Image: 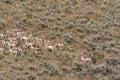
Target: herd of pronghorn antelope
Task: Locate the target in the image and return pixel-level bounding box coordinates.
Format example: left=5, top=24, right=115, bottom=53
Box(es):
left=0, top=29, right=96, bottom=64
left=0, top=29, right=64, bottom=57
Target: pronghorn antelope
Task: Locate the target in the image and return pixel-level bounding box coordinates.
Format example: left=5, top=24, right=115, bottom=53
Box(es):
left=81, top=56, right=92, bottom=64
left=32, top=45, right=42, bottom=58
left=0, top=33, right=4, bottom=38
left=25, top=42, right=33, bottom=47
left=56, top=41, right=64, bottom=49
left=12, top=48, right=19, bottom=57
left=9, top=37, right=17, bottom=43
left=9, top=46, right=21, bottom=57
left=36, top=38, right=43, bottom=46
left=21, top=34, right=32, bottom=41
left=25, top=42, right=34, bottom=50
left=21, top=36, right=28, bottom=41
left=18, top=46, right=23, bottom=53
left=0, top=39, right=6, bottom=45
left=5, top=39, right=10, bottom=45
left=0, top=33, right=6, bottom=39
left=80, top=53, right=95, bottom=64
left=0, top=46, right=5, bottom=53
left=21, top=45, right=28, bottom=54
left=9, top=41, right=17, bottom=47
left=15, top=46, right=23, bottom=56
left=11, top=39, right=17, bottom=43
left=16, top=30, right=24, bottom=36
left=44, top=40, right=56, bottom=51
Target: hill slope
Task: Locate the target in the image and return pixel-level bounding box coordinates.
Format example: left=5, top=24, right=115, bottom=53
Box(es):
left=0, top=0, right=120, bottom=80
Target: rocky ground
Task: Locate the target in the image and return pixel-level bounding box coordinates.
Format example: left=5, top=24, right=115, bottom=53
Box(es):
left=0, top=0, right=120, bottom=80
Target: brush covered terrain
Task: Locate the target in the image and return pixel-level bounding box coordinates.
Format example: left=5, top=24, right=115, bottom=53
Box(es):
left=0, top=0, right=120, bottom=80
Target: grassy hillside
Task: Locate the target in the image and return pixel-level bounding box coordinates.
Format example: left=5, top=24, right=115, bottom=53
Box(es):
left=0, top=0, right=120, bottom=80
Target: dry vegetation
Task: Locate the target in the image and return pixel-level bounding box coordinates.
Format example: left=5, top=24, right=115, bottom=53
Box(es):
left=0, top=0, right=120, bottom=80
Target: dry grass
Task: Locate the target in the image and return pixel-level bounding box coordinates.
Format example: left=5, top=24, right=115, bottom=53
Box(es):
left=0, top=0, right=119, bottom=80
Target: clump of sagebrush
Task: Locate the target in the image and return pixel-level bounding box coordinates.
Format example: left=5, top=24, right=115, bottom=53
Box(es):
left=3, top=0, right=14, bottom=4
left=5, top=71, right=18, bottom=80
left=27, top=64, right=38, bottom=72
left=3, top=58, right=13, bottom=64
left=72, top=60, right=83, bottom=72
left=23, top=69, right=30, bottom=75
left=10, top=63, right=24, bottom=71
left=0, top=19, right=8, bottom=29
left=106, top=48, right=119, bottom=55
left=90, top=64, right=112, bottom=75
left=84, top=40, right=97, bottom=51
left=63, top=33, right=74, bottom=44
left=94, top=74, right=109, bottom=80
left=113, top=73, right=120, bottom=80
left=27, top=56, right=34, bottom=62
left=105, top=57, right=120, bottom=66
left=55, top=53, right=72, bottom=65
left=26, top=74, right=37, bottom=80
